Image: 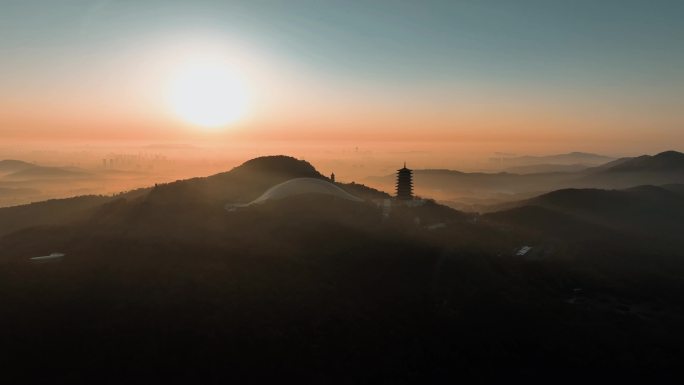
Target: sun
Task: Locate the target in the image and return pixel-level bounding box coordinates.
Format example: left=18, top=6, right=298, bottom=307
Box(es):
left=168, top=62, right=249, bottom=129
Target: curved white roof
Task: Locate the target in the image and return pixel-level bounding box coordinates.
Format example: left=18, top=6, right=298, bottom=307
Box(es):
left=251, top=178, right=362, bottom=204
left=226, top=178, right=362, bottom=210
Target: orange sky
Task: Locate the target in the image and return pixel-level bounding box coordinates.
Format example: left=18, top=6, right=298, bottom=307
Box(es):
left=1, top=1, right=682, bottom=163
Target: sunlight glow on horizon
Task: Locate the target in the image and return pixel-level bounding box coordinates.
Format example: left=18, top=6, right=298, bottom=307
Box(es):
left=167, top=58, right=250, bottom=129
left=0, top=1, right=682, bottom=151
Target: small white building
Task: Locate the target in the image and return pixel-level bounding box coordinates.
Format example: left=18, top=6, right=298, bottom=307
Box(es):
left=515, top=246, right=532, bottom=256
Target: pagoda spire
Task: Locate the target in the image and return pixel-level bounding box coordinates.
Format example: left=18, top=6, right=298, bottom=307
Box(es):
left=396, top=163, right=413, bottom=200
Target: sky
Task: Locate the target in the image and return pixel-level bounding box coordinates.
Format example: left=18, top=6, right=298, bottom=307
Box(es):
left=1, top=0, right=683, bottom=157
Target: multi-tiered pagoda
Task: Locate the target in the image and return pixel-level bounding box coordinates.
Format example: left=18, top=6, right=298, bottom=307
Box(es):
left=395, top=162, right=413, bottom=200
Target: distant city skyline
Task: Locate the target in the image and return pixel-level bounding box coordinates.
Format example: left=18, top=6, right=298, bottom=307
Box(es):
left=1, top=0, right=682, bottom=155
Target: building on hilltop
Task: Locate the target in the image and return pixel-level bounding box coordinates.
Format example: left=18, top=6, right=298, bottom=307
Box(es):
left=225, top=177, right=363, bottom=211
left=396, top=162, right=413, bottom=200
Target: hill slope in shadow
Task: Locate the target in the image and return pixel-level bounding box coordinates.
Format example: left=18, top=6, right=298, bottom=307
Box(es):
left=1, top=155, right=684, bottom=383
left=484, top=184, right=684, bottom=244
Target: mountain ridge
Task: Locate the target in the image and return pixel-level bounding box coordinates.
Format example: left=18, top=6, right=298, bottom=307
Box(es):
left=367, top=150, right=684, bottom=207
left=485, top=183, right=684, bottom=242
left=0, top=155, right=388, bottom=236
left=0, top=159, right=35, bottom=173
left=596, top=150, right=684, bottom=173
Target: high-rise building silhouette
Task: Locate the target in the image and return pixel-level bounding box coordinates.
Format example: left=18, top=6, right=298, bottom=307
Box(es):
left=396, top=162, right=413, bottom=200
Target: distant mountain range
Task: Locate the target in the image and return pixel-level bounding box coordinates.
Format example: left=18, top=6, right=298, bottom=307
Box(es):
left=0, top=159, right=91, bottom=179
left=0, top=159, right=34, bottom=174
left=0, top=159, right=157, bottom=207
left=578, top=150, right=684, bottom=188
left=492, top=151, right=615, bottom=168
left=0, top=186, right=40, bottom=197
left=367, top=150, right=684, bottom=210
left=503, top=163, right=591, bottom=174
left=590, top=150, right=684, bottom=173
left=0, top=160, right=95, bottom=207
left=3, top=165, right=91, bottom=180
left=0, top=159, right=95, bottom=181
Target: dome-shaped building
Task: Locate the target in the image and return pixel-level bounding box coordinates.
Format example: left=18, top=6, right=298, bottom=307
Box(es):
left=226, top=178, right=362, bottom=210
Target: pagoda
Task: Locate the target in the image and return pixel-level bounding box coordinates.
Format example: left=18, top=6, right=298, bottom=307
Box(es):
left=395, top=162, right=414, bottom=200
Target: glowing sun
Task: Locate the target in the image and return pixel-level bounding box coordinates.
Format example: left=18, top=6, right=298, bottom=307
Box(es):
left=168, top=62, right=249, bottom=128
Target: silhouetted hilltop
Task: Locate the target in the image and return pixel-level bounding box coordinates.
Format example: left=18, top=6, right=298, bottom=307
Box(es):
left=4, top=165, right=91, bottom=180
left=599, top=150, right=684, bottom=173
left=0, top=159, right=34, bottom=173
left=223, top=156, right=389, bottom=200
left=147, top=155, right=323, bottom=204
left=577, top=150, right=684, bottom=188
left=486, top=184, right=684, bottom=243
left=0, top=156, right=388, bottom=235
left=588, top=156, right=633, bottom=171
left=532, top=184, right=684, bottom=212
left=147, top=155, right=384, bottom=206
left=230, top=155, right=324, bottom=178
